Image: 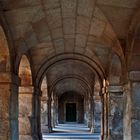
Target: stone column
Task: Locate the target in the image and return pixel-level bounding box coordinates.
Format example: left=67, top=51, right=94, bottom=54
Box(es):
left=47, top=97, right=52, bottom=132
left=87, top=97, right=92, bottom=128
left=32, top=88, right=42, bottom=140
left=19, top=86, right=34, bottom=140
left=108, top=86, right=123, bottom=140
left=51, top=98, right=55, bottom=128
left=101, top=94, right=104, bottom=140
left=102, top=87, right=108, bottom=140
left=93, top=97, right=102, bottom=133
left=126, top=71, right=140, bottom=140
left=123, top=82, right=132, bottom=140
left=0, top=72, right=19, bottom=140
left=55, top=97, right=59, bottom=125
left=41, top=98, right=48, bottom=133
left=53, top=96, right=58, bottom=126
left=84, top=97, right=88, bottom=125
left=90, top=98, right=94, bottom=133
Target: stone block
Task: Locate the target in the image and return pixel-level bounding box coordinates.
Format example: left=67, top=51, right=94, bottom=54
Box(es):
left=76, top=16, right=90, bottom=35
left=19, top=135, right=33, bottom=140
left=89, top=17, right=106, bottom=37
left=19, top=117, right=31, bottom=134
left=78, top=0, right=95, bottom=18
left=63, top=18, right=75, bottom=35
left=0, top=120, right=9, bottom=140
left=46, top=8, right=62, bottom=29
left=51, top=27, right=63, bottom=40
left=75, top=34, right=87, bottom=48
left=61, top=0, right=76, bottom=18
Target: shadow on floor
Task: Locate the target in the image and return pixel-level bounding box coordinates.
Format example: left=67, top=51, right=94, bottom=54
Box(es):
left=43, top=123, right=100, bottom=140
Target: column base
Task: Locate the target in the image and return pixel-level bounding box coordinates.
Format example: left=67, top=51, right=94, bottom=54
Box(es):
left=41, top=125, right=52, bottom=133
left=19, top=135, right=33, bottom=140
left=48, top=126, right=53, bottom=133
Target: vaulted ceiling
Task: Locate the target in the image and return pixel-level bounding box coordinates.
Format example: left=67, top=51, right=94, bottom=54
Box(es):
left=1, top=0, right=140, bottom=96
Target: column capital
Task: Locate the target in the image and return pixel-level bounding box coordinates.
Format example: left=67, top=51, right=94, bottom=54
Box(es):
left=108, top=85, right=123, bottom=93
left=19, top=86, right=34, bottom=94
left=0, top=72, right=20, bottom=85
left=129, top=71, right=140, bottom=81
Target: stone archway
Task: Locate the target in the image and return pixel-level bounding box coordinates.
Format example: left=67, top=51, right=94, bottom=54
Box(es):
left=0, top=25, right=19, bottom=140
left=58, top=91, right=84, bottom=124
left=18, top=55, right=33, bottom=140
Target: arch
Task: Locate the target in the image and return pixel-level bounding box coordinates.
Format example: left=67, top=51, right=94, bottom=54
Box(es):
left=35, top=53, right=105, bottom=90
left=18, top=55, right=33, bottom=140
left=0, top=24, right=16, bottom=140
left=0, top=25, right=10, bottom=72
left=19, top=55, right=32, bottom=86
left=49, top=75, right=92, bottom=97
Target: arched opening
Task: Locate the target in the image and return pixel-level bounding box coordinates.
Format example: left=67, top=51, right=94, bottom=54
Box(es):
left=36, top=55, right=103, bottom=140
left=18, top=55, right=33, bottom=140
left=58, top=91, right=84, bottom=123
left=0, top=24, right=19, bottom=140
left=0, top=26, right=10, bottom=72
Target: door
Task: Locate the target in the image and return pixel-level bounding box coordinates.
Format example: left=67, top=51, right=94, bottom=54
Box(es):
left=66, top=103, right=76, bottom=122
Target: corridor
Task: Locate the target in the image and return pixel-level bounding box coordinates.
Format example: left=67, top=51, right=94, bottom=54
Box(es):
left=43, top=123, right=100, bottom=140
left=1, top=0, right=140, bottom=140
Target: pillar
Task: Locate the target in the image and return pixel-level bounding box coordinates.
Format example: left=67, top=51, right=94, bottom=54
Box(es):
left=53, top=96, right=58, bottom=126
left=124, top=71, right=140, bottom=140
left=87, top=96, right=92, bottom=128
left=108, top=86, right=123, bottom=140
left=0, top=72, right=19, bottom=140
left=19, top=86, right=34, bottom=140
left=51, top=98, right=55, bottom=128
left=93, top=96, right=102, bottom=133
left=32, top=88, right=42, bottom=140
left=40, top=97, right=48, bottom=133
left=102, top=86, right=108, bottom=140
left=123, top=81, right=131, bottom=140
left=84, top=97, right=88, bottom=125
left=55, top=97, right=59, bottom=125
left=90, top=98, right=94, bottom=133
left=47, top=97, right=52, bottom=132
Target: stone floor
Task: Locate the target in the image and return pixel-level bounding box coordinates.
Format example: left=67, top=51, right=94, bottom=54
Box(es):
left=42, top=123, right=100, bottom=140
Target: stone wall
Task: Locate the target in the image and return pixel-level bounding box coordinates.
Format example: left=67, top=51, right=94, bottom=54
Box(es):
left=131, top=82, right=140, bottom=140
left=109, top=92, right=123, bottom=140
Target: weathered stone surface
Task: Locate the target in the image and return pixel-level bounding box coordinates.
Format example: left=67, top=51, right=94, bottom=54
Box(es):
left=1, top=1, right=140, bottom=140
left=89, top=17, right=106, bottom=37
left=19, top=135, right=33, bottom=140
left=61, top=0, right=77, bottom=18
left=129, top=71, right=140, bottom=81
left=131, top=82, right=140, bottom=140
left=78, top=0, right=95, bottom=18
left=46, top=8, right=62, bottom=29
left=109, top=92, right=123, bottom=140
left=94, top=101, right=102, bottom=133
left=76, top=16, right=90, bottom=35
left=63, top=18, right=75, bottom=35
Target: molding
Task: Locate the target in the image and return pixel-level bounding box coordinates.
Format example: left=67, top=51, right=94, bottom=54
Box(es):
left=129, top=71, right=140, bottom=81
left=108, top=85, right=123, bottom=92
left=0, top=72, right=20, bottom=84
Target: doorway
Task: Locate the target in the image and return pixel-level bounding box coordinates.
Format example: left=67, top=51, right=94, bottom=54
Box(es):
left=66, top=103, right=76, bottom=122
